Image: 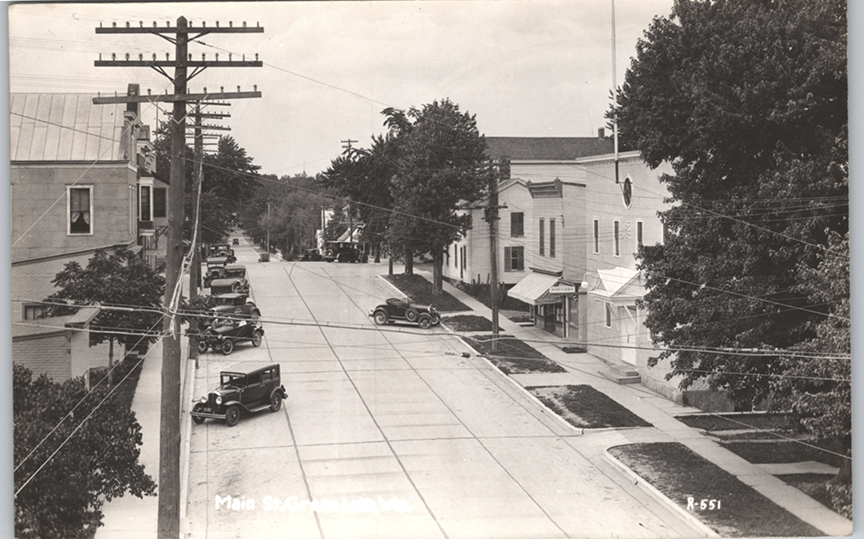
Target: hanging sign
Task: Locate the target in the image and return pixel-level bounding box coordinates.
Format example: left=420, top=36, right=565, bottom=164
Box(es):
left=548, top=284, right=576, bottom=294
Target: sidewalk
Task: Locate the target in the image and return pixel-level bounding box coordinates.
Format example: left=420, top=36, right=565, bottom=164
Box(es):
left=422, top=271, right=852, bottom=537
left=96, top=323, right=191, bottom=538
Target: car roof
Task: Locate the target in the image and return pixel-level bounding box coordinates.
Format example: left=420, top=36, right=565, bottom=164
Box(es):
left=214, top=292, right=245, bottom=299
left=210, top=278, right=241, bottom=286
left=222, top=362, right=279, bottom=376
left=225, top=264, right=245, bottom=271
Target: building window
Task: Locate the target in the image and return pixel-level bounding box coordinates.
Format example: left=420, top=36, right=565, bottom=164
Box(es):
left=636, top=221, right=643, bottom=250
left=605, top=302, right=613, bottom=328
left=613, top=220, right=620, bottom=257
left=622, top=177, right=632, bottom=208
left=511, top=212, right=524, bottom=237
left=461, top=246, right=466, bottom=270
left=503, top=246, right=524, bottom=271
left=153, top=187, right=167, bottom=218
left=139, top=185, right=152, bottom=221
left=549, top=218, right=556, bottom=258
left=539, top=218, right=545, bottom=256
left=23, top=304, right=45, bottom=320
left=593, top=219, right=599, bottom=253
left=454, top=246, right=458, bottom=268
left=68, top=186, right=92, bottom=235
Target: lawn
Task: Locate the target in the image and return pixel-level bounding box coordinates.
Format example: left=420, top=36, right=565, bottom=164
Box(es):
left=463, top=334, right=566, bottom=374
left=721, top=440, right=845, bottom=468
left=441, top=315, right=501, bottom=332
left=608, top=443, right=823, bottom=537
left=675, top=412, right=793, bottom=432
left=526, top=385, right=651, bottom=429
left=383, top=274, right=471, bottom=312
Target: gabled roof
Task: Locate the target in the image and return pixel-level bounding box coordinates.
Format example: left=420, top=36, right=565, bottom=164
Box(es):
left=10, top=93, right=131, bottom=162
left=485, top=137, right=614, bottom=161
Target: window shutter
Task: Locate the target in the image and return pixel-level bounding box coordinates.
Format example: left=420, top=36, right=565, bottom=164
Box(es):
left=504, top=247, right=511, bottom=272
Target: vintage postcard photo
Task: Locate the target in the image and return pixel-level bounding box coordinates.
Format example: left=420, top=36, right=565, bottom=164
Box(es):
left=8, top=1, right=851, bottom=538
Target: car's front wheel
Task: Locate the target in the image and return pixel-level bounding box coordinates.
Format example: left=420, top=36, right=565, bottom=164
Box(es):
left=252, top=331, right=263, bottom=347
left=269, top=392, right=282, bottom=412
left=373, top=311, right=388, bottom=325
left=418, top=315, right=432, bottom=329
left=197, top=339, right=209, bottom=354
left=225, top=405, right=240, bottom=427
left=221, top=339, right=234, bottom=355
left=192, top=403, right=206, bottom=424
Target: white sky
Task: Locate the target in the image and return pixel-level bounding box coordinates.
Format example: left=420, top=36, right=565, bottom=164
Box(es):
left=11, top=1, right=677, bottom=177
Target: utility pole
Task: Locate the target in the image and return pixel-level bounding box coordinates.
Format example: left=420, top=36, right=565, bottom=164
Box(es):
left=94, top=17, right=262, bottom=539
left=266, top=202, right=271, bottom=255
left=341, top=139, right=358, bottom=249
left=486, top=162, right=501, bottom=352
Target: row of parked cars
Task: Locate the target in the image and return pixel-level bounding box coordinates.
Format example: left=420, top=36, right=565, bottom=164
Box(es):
left=191, top=239, right=284, bottom=428
left=197, top=242, right=263, bottom=356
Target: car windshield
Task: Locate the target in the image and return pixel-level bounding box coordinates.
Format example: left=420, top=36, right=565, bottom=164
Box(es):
left=214, top=318, right=234, bottom=328
left=225, top=270, right=245, bottom=278
left=214, top=296, right=243, bottom=305
left=220, top=373, right=246, bottom=388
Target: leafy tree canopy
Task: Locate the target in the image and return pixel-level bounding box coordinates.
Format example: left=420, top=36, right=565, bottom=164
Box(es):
left=14, top=364, right=155, bottom=538
left=615, top=0, right=848, bottom=436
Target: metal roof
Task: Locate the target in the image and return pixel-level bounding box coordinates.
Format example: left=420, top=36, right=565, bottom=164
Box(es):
left=485, top=137, right=614, bottom=161
left=10, top=93, right=130, bottom=162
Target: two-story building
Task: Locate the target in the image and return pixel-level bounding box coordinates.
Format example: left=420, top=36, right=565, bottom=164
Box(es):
left=10, top=84, right=163, bottom=382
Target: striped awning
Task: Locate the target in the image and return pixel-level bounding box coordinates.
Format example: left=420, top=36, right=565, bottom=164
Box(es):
left=508, top=272, right=560, bottom=305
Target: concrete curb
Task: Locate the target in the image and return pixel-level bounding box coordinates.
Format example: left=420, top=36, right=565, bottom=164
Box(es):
left=448, top=332, right=584, bottom=437
left=603, top=449, right=719, bottom=538
left=178, top=353, right=196, bottom=537
left=376, top=274, right=412, bottom=300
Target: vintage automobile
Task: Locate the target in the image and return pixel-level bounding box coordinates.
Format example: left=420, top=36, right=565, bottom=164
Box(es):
left=209, top=264, right=249, bottom=295
left=210, top=244, right=237, bottom=264
left=209, top=293, right=261, bottom=322
left=191, top=362, right=286, bottom=426
left=196, top=317, right=264, bottom=355
left=301, top=248, right=323, bottom=261
left=232, top=238, right=240, bottom=245
left=369, top=298, right=440, bottom=329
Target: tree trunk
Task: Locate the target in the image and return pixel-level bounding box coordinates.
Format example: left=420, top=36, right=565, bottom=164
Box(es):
left=830, top=445, right=852, bottom=485
left=404, top=247, right=414, bottom=275
left=108, top=338, right=114, bottom=386
left=432, top=248, right=443, bottom=296
left=374, top=241, right=381, bottom=263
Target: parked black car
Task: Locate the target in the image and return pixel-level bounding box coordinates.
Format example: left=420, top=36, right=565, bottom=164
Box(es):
left=301, top=248, right=323, bottom=261
left=209, top=264, right=249, bottom=295
left=369, top=298, right=440, bottom=329
left=211, top=293, right=261, bottom=320
left=196, top=318, right=264, bottom=355
left=191, top=362, right=286, bottom=426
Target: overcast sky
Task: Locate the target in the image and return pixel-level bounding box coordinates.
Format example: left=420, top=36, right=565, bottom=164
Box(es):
left=10, top=0, right=683, bottom=177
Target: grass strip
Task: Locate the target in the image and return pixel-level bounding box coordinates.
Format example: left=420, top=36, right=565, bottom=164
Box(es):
left=527, top=385, right=651, bottom=428
left=383, top=274, right=471, bottom=312
left=441, top=315, right=501, bottom=332
left=608, top=443, right=823, bottom=537
left=721, top=440, right=844, bottom=468
left=464, top=334, right=566, bottom=374
left=675, top=412, right=792, bottom=432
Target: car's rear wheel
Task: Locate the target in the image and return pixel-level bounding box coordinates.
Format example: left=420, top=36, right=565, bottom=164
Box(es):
left=197, top=339, right=209, bottom=354
left=405, top=308, right=418, bottom=322
left=225, top=405, right=240, bottom=427
left=418, top=315, right=432, bottom=329
left=252, top=331, right=263, bottom=347
left=221, top=339, right=234, bottom=355
left=192, top=403, right=206, bottom=424
left=269, top=392, right=282, bottom=412
left=373, top=311, right=388, bottom=325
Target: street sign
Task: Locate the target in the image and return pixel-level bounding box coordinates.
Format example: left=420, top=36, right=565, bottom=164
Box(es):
left=548, top=284, right=576, bottom=294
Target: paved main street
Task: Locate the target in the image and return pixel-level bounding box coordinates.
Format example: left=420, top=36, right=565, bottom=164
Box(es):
left=183, top=240, right=702, bottom=539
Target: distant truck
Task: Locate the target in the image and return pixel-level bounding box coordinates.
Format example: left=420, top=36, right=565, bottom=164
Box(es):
left=325, top=241, right=366, bottom=263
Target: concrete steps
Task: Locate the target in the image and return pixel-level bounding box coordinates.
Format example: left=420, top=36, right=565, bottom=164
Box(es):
left=599, top=364, right=641, bottom=385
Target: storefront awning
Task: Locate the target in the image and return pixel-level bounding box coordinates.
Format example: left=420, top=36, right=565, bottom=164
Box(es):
left=508, top=272, right=560, bottom=305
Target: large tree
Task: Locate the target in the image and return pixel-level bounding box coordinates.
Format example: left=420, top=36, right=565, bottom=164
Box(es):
left=14, top=364, right=156, bottom=538
left=383, top=99, right=491, bottom=290
left=614, top=0, right=848, bottom=470
left=323, top=134, right=400, bottom=262
left=44, top=249, right=165, bottom=385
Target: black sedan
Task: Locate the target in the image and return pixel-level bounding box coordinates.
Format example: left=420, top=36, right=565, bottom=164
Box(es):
left=369, top=298, right=440, bottom=329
